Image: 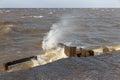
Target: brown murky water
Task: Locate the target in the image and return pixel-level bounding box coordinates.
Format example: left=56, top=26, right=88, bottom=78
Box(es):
left=0, top=8, right=120, bottom=73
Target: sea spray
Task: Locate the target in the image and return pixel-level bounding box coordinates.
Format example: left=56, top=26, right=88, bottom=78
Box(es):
left=42, top=16, right=83, bottom=50
left=37, top=48, right=67, bottom=65
left=38, top=16, right=85, bottom=65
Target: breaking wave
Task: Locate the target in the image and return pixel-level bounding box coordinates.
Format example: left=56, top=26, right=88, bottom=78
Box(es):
left=40, top=15, right=120, bottom=65
left=42, top=16, right=83, bottom=50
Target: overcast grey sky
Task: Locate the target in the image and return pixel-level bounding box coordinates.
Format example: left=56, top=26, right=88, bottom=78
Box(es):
left=0, top=0, right=120, bottom=8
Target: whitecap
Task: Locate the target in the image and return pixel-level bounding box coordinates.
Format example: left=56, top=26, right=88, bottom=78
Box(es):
left=30, top=16, right=44, bottom=18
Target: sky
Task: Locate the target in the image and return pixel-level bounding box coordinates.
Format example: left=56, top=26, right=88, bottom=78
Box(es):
left=0, top=0, right=120, bottom=8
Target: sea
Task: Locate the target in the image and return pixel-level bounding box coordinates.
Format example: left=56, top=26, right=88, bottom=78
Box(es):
left=0, top=8, right=120, bottom=73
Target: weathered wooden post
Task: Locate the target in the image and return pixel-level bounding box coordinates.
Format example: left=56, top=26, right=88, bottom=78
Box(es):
left=58, top=43, right=94, bottom=57
left=64, top=45, right=77, bottom=57
left=3, top=56, right=37, bottom=71
left=58, top=43, right=77, bottom=57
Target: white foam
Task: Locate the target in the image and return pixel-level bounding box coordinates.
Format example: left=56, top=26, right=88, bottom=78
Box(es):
left=48, top=12, right=53, bottom=14
left=6, top=25, right=14, bottom=27
left=5, top=10, right=11, bottom=13
left=21, top=15, right=44, bottom=19
left=37, top=48, right=67, bottom=65
left=30, top=16, right=44, bottom=18
left=31, top=59, right=39, bottom=67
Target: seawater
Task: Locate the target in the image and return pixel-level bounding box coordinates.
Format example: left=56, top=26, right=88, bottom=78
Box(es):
left=0, top=8, right=120, bottom=73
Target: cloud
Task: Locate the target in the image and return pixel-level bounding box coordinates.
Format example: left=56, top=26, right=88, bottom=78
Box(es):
left=0, top=0, right=120, bottom=8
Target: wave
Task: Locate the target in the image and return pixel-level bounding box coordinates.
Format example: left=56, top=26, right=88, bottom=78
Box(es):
left=0, top=20, right=21, bottom=25
left=0, top=26, right=12, bottom=36
left=37, top=48, right=67, bottom=65
left=21, top=15, right=44, bottom=19
left=40, top=15, right=120, bottom=65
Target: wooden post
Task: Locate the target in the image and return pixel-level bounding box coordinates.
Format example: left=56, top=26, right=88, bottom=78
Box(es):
left=3, top=56, right=37, bottom=71
left=64, top=45, right=76, bottom=57
left=58, top=43, right=94, bottom=57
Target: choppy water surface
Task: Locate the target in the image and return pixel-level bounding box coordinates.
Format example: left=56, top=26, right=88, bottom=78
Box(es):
left=0, top=8, right=120, bottom=73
